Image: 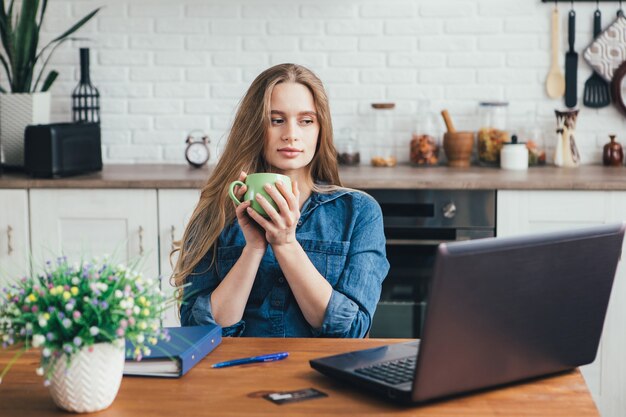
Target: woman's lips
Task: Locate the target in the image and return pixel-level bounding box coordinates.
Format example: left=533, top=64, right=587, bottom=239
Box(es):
left=278, top=148, right=303, bottom=158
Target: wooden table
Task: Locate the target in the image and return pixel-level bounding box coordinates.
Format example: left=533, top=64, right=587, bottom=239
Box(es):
left=0, top=338, right=599, bottom=416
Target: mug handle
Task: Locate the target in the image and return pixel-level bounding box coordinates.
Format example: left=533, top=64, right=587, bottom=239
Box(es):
left=228, top=181, right=245, bottom=206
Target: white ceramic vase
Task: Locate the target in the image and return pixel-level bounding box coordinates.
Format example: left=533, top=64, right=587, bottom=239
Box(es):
left=48, top=340, right=125, bottom=413
left=0, top=92, right=51, bottom=168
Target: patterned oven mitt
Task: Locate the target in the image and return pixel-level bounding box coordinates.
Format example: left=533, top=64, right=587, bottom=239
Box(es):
left=583, top=14, right=626, bottom=83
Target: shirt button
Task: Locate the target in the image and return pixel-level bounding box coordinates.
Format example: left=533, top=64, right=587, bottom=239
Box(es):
left=272, top=300, right=281, bottom=307
left=297, top=220, right=302, bottom=226
left=278, top=276, right=285, bottom=284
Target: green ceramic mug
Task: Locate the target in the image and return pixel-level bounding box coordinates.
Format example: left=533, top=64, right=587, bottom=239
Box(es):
left=228, top=173, right=292, bottom=217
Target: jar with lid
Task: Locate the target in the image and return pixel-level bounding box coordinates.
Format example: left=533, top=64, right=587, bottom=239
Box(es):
left=500, top=134, right=528, bottom=171
left=477, top=102, right=510, bottom=166
left=518, top=112, right=546, bottom=166
left=370, top=103, right=397, bottom=167
left=336, top=127, right=360, bottom=166
left=410, top=100, right=440, bottom=167
left=603, top=134, right=624, bottom=166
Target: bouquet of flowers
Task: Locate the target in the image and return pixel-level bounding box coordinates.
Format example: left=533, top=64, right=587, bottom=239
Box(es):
left=0, top=255, right=170, bottom=385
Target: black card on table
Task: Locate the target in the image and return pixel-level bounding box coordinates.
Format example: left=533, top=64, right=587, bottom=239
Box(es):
left=263, top=388, right=328, bottom=405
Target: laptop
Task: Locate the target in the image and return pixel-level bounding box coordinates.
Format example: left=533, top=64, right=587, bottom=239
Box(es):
left=310, top=223, right=625, bottom=404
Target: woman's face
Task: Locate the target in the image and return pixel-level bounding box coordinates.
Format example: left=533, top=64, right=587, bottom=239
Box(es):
left=264, top=82, right=320, bottom=176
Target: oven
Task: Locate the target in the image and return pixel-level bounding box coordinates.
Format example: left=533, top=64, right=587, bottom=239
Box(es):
left=367, top=189, right=496, bottom=338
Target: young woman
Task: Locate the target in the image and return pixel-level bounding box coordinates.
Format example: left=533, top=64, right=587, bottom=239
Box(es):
left=172, top=63, right=389, bottom=337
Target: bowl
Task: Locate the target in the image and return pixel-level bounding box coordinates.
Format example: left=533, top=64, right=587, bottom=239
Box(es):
left=443, top=132, right=474, bottom=167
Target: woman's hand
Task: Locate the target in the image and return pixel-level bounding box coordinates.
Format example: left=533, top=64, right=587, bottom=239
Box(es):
left=233, top=171, right=267, bottom=253
left=246, top=179, right=301, bottom=247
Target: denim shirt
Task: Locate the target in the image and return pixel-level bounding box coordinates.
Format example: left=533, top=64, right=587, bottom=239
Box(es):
left=180, top=188, right=390, bottom=338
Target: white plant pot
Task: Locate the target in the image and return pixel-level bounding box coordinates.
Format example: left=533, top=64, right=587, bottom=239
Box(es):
left=48, top=340, right=125, bottom=413
left=0, top=92, right=51, bottom=168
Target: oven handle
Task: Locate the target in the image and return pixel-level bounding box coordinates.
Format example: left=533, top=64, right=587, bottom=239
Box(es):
left=386, top=237, right=471, bottom=246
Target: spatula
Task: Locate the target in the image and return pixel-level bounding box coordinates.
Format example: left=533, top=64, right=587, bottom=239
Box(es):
left=565, top=9, right=578, bottom=108
left=583, top=9, right=611, bottom=108
left=546, top=8, right=566, bottom=99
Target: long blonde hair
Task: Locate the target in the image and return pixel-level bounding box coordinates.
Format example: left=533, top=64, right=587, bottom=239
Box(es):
left=171, top=63, right=342, bottom=296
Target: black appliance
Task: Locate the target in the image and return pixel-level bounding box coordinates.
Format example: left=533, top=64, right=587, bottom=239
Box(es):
left=367, top=189, right=496, bottom=338
left=24, top=122, right=102, bottom=178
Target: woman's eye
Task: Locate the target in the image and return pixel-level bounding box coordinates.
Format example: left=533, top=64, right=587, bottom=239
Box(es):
left=301, top=119, right=314, bottom=125
left=271, top=118, right=284, bottom=125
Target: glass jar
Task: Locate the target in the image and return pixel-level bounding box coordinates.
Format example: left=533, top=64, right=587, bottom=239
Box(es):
left=477, top=102, right=510, bottom=166
left=410, top=100, right=440, bottom=166
left=370, top=103, right=397, bottom=167
left=518, top=112, right=546, bottom=167
left=336, top=127, right=360, bottom=166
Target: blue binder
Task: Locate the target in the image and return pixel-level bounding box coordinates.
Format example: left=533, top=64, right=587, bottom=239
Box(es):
left=124, top=325, right=222, bottom=377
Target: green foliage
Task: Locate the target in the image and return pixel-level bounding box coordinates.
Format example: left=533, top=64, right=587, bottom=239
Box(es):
left=0, top=255, right=170, bottom=384
left=0, top=0, right=100, bottom=93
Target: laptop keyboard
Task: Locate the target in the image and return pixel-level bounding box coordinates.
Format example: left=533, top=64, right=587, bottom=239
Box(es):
left=354, top=356, right=416, bottom=385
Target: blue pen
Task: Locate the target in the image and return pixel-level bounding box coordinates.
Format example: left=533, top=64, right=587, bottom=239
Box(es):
left=211, top=352, right=289, bottom=369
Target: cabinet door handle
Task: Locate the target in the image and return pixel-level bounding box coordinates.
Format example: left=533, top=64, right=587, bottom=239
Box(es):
left=7, top=225, right=13, bottom=256
left=170, top=225, right=176, bottom=251
left=138, top=226, right=144, bottom=256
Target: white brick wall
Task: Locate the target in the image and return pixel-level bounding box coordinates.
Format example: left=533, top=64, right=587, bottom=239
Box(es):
left=31, top=0, right=626, bottom=164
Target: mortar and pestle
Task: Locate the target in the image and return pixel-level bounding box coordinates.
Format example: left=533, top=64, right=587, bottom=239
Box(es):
left=441, top=110, right=474, bottom=168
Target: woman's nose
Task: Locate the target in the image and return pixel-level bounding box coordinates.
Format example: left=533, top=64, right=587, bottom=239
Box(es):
left=282, top=120, right=299, bottom=141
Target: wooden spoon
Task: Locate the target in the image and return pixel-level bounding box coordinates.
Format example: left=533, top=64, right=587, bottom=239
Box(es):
left=546, top=8, right=566, bottom=98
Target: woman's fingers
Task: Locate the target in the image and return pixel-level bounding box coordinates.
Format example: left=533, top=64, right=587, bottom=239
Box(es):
left=255, top=192, right=282, bottom=224
left=236, top=184, right=247, bottom=199
left=246, top=205, right=271, bottom=229
left=233, top=171, right=248, bottom=200
left=235, top=199, right=251, bottom=219
left=275, top=180, right=299, bottom=215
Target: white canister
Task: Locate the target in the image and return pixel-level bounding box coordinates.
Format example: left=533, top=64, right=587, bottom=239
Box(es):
left=500, top=135, right=528, bottom=171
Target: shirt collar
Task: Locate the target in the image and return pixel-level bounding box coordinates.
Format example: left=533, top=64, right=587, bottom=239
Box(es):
left=300, top=187, right=351, bottom=220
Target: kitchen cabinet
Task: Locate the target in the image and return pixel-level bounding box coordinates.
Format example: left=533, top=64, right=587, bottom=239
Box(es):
left=157, top=189, right=200, bottom=327
left=0, top=190, right=30, bottom=287
left=497, top=190, right=626, bottom=417
left=29, top=189, right=159, bottom=281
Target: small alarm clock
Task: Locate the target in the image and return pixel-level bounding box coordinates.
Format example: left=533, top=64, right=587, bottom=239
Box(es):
left=185, top=130, right=210, bottom=168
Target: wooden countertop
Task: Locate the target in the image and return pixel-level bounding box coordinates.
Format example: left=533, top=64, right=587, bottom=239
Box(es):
left=0, top=338, right=599, bottom=416
left=1, top=163, right=626, bottom=190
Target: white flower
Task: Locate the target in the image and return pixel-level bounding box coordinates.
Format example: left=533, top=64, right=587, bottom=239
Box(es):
left=64, top=303, right=74, bottom=311
left=96, top=283, right=108, bottom=292
left=35, top=367, right=44, bottom=376
left=42, top=348, right=51, bottom=357
left=38, top=317, right=47, bottom=327
left=136, top=334, right=145, bottom=344
left=71, top=277, right=80, bottom=285
left=25, top=323, right=33, bottom=331
left=89, top=326, right=100, bottom=336
left=32, top=334, right=45, bottom=348
left=115, top=290, right=123, bottom=299
left=133, top=306, right=141, bottom=315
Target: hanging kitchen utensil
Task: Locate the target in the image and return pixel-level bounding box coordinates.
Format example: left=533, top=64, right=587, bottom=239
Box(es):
left=565, top=7, right=578, bottom=108
left=583, top=8, right=611, bottom=108
left=546, top=6, right=566, bottom=99
left=583, top=10, right=626, bottom=84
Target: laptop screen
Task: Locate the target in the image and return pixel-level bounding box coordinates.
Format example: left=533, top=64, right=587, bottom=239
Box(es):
left=413, top=223, right=625, bottom=402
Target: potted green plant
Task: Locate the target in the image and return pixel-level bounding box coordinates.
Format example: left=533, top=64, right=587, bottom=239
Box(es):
left=0, top=0, right=100, bottom=168
left=0, top=256, right=169, bottom=413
